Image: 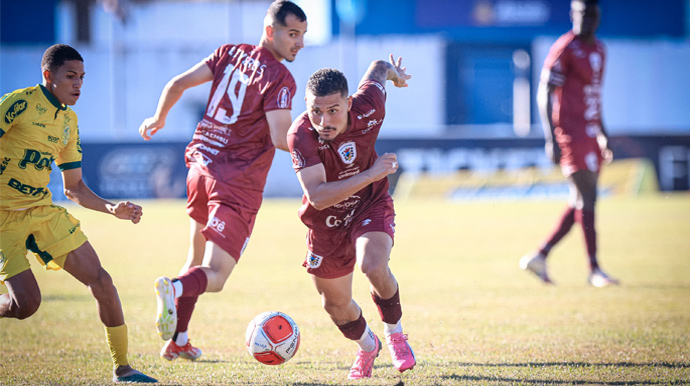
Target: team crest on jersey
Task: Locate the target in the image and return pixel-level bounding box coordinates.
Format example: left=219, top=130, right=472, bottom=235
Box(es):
left=291, top=149, right=305, bottom=169
left=307, top=251, right=323, bottom=269
left=277, top=87, right=291, bottom=109
left=36, top=103, right=47, bottom=115
left=62, top=125, right=71, bottom=145
left=4, top=99, right=27, bottom=124
left=337, top=141, right=357, bottom=164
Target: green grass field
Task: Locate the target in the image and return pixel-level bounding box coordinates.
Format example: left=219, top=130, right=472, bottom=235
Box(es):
left=1, top=194, right=689, bottom=385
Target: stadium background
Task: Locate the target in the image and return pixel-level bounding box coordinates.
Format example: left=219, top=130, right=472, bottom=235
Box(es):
left=1, top=0, right=689, bottom=200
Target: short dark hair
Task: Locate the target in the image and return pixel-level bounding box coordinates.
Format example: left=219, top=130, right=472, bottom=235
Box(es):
left=267, top=0, right=307, bottom=26
left=306, top=68, right=349, bottom=98
left=41, top=44, right=83, bottom=73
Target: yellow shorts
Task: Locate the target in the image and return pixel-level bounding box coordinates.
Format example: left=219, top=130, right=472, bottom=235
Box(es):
left=0, top=205, right=88, bottom=282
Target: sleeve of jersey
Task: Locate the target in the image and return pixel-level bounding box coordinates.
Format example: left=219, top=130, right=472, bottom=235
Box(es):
left=57, top=113, right=82, bottom=171
left=354, top=80, right=386, bottom=118
left=0, top=91, right=27, bottom=138
left=204, top=45, right=229, bottom=74
left=542, top=45, right=568, bottom=87
left=287, top=121, right=321, bottom=173
left=263, top=69, right=296, bottom=112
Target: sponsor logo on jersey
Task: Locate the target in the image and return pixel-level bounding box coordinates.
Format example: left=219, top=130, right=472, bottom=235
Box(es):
left=47, top=135, right=59, bottom=143
left=19, top=149, right=54, bottom=170
left=332, top=195, right=361, bottom=210
left=337, top=141, right=357, bottom=164
left=4, top=99, right=27, bottom=124
left=36, top=103, right=47, bottom=115
left=361, top=219, right=371, bottom=226
left=7, top=177, right=49, bottom=198
left=291, top=149, right=305, bottom=169
left=357, top=109, right=376, bottom=120
left=307, top=251, right=323, bottom=269
left=208, top=216, right=226, bottom=234
left=277, top=87, right=291, bottom=109
left=325, top=209, right=355, bottom=228
left=0, top=157, right=9, bottom=175
left=32, top=122, right=46, bottom=128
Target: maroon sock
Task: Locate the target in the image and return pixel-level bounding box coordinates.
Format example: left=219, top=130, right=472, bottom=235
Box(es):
left=176, top=266, right=208, bottom=298
left=578, top=209, right=599, bottom=270
left=337, top=312, right=367, bottom=340
left=175, top=296, right=199, bottom=334
left=539, top=207, right=576, bottom=256
left=372, top=287, right=402, bottom=324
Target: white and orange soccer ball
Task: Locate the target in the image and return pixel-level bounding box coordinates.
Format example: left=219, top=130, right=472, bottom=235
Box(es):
left=245, top=311, right=300, bottom=365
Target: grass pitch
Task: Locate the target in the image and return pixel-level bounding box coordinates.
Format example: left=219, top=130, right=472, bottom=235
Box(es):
left=1, top=194, right=689, bottom=385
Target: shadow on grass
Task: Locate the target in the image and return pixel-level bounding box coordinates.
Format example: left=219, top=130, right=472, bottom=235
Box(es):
left=442, top=362, right=690, bottom=385
left=453, top=361, right=690, bottom=368
left=444, top=374, right=689, bottom=385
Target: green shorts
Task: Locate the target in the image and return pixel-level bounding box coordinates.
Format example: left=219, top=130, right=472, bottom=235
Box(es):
left=0, top=205, right=88, bottom=282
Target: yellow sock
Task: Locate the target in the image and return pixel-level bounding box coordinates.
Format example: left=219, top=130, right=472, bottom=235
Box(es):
left=105, top=324, right=129, bottom=367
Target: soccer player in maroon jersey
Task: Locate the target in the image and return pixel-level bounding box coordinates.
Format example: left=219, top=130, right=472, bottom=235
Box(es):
left=287, top=55, right=415, bottom=379
left=138, top=0, right=307, bottom=360
left=520, top=0, right=618, bottom=288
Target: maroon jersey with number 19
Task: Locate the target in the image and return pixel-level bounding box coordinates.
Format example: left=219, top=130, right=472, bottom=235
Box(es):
left=185, top=43, right=296, bottom=191
left=287, top=80, right=391, bottom=232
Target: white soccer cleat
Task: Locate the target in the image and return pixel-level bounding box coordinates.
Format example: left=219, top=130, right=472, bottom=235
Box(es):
left=154, top=277, right=177, bottom=341
left=588, top=268, right=620, bottom=288
left=519, top=252, right=553, bottom=284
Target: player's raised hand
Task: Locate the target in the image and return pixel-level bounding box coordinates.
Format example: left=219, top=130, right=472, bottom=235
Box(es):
left=139, top=117, right=164, bottom=141
left=110, top=201, right=143, bottom=224
left=388, top=54, right=412, bottom=88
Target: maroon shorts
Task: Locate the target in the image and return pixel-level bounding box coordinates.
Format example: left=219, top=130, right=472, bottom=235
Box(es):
left=559, top=140, right=603, bottom=176
left=186, top=168, right=263, bottom=261
left=303, top=199, right=395, bottom=279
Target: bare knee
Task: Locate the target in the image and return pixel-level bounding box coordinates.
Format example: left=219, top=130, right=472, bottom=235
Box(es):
left=359, top=258, right=389, bottom=282
left=88, top=268, right=117, bottom=299
left=5, top=292, right=41, bottom=320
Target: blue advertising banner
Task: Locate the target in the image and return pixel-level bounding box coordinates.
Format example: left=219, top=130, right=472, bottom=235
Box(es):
left=48, top=135, right=690, bottom=202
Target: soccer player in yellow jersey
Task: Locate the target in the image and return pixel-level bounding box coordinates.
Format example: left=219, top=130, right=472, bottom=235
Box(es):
left=0, top=44, right=157, bottom=383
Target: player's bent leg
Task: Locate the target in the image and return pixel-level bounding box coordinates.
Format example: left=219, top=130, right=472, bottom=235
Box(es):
left=200, top=241, right=237, bottom=293
left=63, top=242, right=124, bottom=326
left=1, top=270, right=41, bottom=319
left=356, top=232, right=397, bottom=299
left=311, top=273, right=358, bottom=323
left=178, top=220, right=206, bottom=276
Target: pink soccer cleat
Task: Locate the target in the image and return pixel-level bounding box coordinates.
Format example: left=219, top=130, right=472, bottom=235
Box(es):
left=386, top=333, right=416, bottom=373
left=348, top=335, right=381, bottom=379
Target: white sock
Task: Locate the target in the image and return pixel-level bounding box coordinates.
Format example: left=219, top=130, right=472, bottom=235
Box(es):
left=384, top=320, right=403, bottom=336
left=356, top=325, right=377, bottom=352
left=175, top=331, right=188, bottom=346
left=172, top=280, right=183, bottom=299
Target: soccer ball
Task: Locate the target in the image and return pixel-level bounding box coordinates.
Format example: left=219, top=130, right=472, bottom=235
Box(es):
left=245, top=311, right=300, bottom=365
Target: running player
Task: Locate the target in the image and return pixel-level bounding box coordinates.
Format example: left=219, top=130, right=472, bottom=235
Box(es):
left=0, top=44, right=157, bottom=383
left=138, top=0, right=307, bottom=361
left=287, top=55, right=415, bottom=379
left=520, top=0, right=619, bottom=287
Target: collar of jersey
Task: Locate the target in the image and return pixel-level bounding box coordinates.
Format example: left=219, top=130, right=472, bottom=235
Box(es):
left=38, top=84, right=68, bottom=111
